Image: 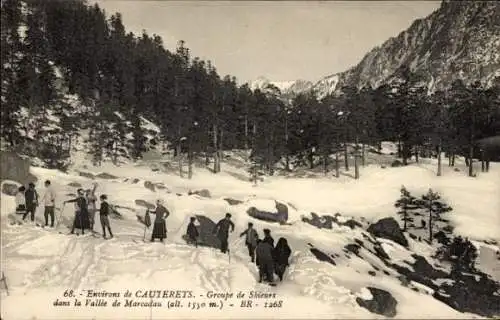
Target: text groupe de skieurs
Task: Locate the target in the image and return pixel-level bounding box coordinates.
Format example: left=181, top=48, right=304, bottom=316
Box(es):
left=85, top=289, right=277, bottom=300
left=85, top=290, right=195, bottom=299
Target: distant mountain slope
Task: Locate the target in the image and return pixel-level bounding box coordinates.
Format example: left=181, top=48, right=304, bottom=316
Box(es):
left=313, top=0, right=500, bottom=98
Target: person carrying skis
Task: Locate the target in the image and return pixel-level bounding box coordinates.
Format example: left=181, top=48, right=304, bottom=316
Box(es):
left=240, top=222, right=259, bottom=263
left=150, top=199, right=169, bottom=243
left=41, top=180, right=56, bottom=227
left=15, top=186, right=26, bottom=215
left=85, top=183, right=98, bottom=231
left=255, top=238, right=275, bottom=284
left=23, top=183, right=39, bottom=222
left=262, top=228, right=274, bottom=247
left=64, top=188, right=90, bottom=235
left=213, top=213, right=235, bottom=254
left=186, top=217, right=199, bottom=247
left=273, top=237, right=292, bottom=281
left=98, top=194, right=113, bottom=239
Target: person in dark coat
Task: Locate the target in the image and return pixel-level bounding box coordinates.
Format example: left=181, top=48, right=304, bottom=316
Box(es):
left=23, top=182, right=39, bottom=222
left=99, top=194, right=113, bottom=239
left=240, top=222, right=259, bottom=263
left=64, top=188, right=90, bottom=235
left=213, top=213, right=235, bottom=253
left=273, top=237, right=292, bottom=281
left=186, top=217, right=199, bottom=247
left=262, top=228, right=274, bottom=247
left=151, top=199, right=169, bottom=243
left=255, top=238, right=274, bottom=283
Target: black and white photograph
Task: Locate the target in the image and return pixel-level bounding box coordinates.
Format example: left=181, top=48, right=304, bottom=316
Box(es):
left=0, top=0, right=499, bottom=319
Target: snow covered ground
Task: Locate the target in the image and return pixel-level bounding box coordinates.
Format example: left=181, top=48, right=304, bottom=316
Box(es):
left=1, top=152, right=498, bottom=319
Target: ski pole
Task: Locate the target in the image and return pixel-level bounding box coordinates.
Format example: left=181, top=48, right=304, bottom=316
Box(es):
left=1, top=272, right=9, bottom=296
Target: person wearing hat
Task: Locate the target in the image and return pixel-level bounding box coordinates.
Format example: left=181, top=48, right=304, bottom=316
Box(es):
left=41, top=180, right=57, bottom=227
left=98, top=194, right=113, bottom=239
left=213, top=213, right=235, bottom=254
left=240, top=222, right=259, bottom=263
left=262, top=228, right=274, bottom=247
left=150, top=199, right=170, bottom=243
left=64, top=188, right=90, bottom=235
left=186, top=216, right=199, bottom=247
left=23, top=182, right=39, bottom=223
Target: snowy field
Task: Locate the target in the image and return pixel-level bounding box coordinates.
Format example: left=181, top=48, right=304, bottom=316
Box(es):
left=1, top=152, right=498, bottom=319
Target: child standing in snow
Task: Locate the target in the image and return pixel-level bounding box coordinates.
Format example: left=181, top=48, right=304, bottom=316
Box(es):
left=15, top=186, right=26, bottom=215
left=99, top=194, right=113, bottom=239
left=186, top=217, right=199, bottom=247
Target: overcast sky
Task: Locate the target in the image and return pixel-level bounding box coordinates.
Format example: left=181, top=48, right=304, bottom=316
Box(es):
left=94, top=1, right=440, bottom=84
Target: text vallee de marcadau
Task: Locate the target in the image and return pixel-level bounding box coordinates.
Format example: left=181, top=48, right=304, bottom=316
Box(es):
left=52, top=289, right=282, bottom=309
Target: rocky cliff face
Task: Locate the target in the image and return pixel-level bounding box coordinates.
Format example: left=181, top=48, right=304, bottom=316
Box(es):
left=313, top=1, right=500, bottom=98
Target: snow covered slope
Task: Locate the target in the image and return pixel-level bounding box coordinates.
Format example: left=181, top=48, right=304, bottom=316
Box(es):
left=1, top=155, right=499, bottom=319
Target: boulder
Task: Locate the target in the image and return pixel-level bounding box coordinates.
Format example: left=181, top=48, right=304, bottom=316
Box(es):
left=224, top=198, right=243, bottom=206
left=247, top=200, right=288, bottom=223
left=391, top=160, right=404, bottom=167
left=132, top=178, right=140, bottom=184
left=68, top=182, right=82, bottom=188
left=0, top=151, right=37, bottom=185
left=180, top=215, right=220, bottom=249
left=78, top=171, right=95, bottom=179
left=95, top=172, right=118, bottom=179
left=2, top=182, right=20, bottom=196
left=356, top=287, right=398, bottom=318
left=367, top=217, right=409, bottom=247
left=189, top=189, right=211, bottom=198
left=308, top=245, right=336, bottom=266
left=144, top=181, right=155, bottom=192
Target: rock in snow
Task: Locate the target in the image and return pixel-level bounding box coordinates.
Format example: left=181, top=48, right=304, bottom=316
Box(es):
left=356, top=287, right=398, bottom=318
left=367, top=217, right=409, bottom=247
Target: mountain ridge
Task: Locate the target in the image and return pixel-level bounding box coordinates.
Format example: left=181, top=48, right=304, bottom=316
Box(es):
left=311, top=0, right=500, bottom=98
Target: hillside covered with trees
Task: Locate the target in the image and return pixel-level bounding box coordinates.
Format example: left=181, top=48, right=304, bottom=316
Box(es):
left=1, top=0, right=499, bottom=178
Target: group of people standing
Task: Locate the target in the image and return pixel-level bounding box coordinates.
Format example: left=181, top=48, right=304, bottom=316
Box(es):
left=14, top=180, right=114, bottom=239
left=185, top=212, right=292, bottom=284
left=15, top=180, right=56, bottom=227
left=14, top=182, right=291, bottom=284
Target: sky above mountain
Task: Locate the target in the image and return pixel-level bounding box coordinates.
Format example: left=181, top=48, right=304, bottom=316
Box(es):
left=94, top=1, right=440, bottom=84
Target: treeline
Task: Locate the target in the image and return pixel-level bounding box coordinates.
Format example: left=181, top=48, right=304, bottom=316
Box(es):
left=1, top=0, right=499, bottom=176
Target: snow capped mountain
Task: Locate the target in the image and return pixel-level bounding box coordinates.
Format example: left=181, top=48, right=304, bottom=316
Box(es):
left=313, top=0, right=500, bottom=97
left=248, top=77, right=313, bottom=97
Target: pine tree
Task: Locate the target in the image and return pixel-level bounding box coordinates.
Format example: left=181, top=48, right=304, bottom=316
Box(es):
left=420, top=189, right=453, bottom=243
left=394, top=186, right=419, bottom=231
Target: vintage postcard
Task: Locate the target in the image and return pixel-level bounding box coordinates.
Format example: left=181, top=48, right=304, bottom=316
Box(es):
left=1, top=0, right=499, bottom=319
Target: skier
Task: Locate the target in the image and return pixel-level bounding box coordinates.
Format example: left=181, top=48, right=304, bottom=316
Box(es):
left=255, top=238, right=275, bottom=284
left=64, top=189, right=90, bottom=235
left=150, top=199, right=169, bottom=243
left=213, top=213, right=235, bottom=254
left=262, top=228, right=274, bottom=247
left=239, top=222, right=259, bottom=263
left=186, top=217, right=199, bottom=247
left=41, top=180, right=56, bottom=227
left=85, top=183, right=98, bottom=231
left=98, top=194, right=113, bottom=239
left=15, top=186, right=26, bottom=215
left=273, top=237, right=292, bottom=281
left=23, top=183, right=39, bottom=222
